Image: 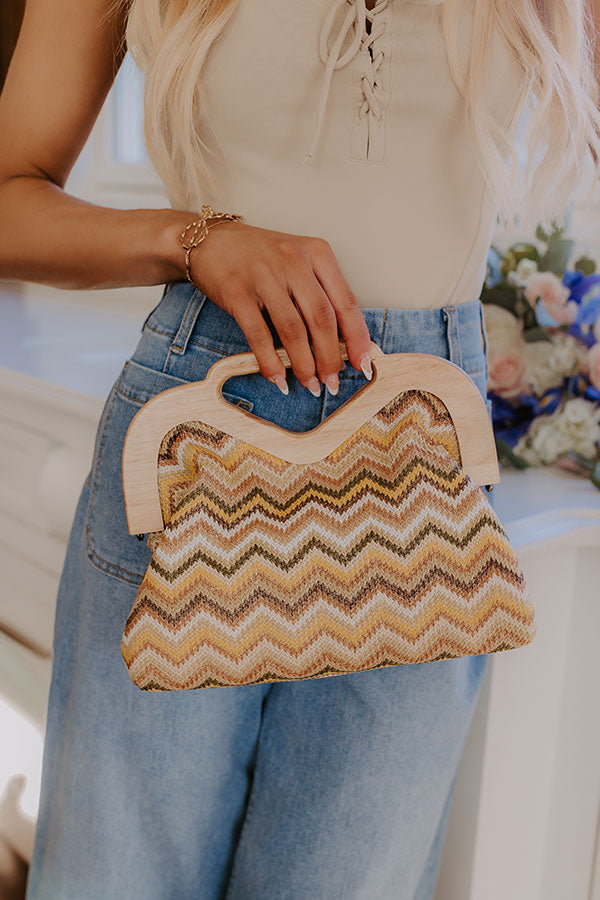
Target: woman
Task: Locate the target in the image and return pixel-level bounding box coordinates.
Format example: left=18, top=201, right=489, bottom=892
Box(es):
left=1, top=0, right=599, bottom=897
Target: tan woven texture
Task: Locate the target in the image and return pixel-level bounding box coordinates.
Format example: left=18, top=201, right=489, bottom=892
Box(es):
left=121, top=390, right=535, bottom=690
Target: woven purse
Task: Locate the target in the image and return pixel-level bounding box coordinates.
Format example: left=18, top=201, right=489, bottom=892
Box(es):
left=121, top=342, right=536, bottom=691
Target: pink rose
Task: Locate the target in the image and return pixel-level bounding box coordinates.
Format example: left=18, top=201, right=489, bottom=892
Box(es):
left=545, top=299, right=579, bottom=325
left=488, top=348, right=527, bottom=398
left=524, top=272, right=570, bottom=307
left=587, top=343, right=600, bottom=390
left=524, top=272, right=577, bottom=324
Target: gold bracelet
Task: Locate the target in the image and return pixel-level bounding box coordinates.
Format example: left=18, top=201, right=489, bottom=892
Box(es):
left=179, top=204, right=244, bottom=286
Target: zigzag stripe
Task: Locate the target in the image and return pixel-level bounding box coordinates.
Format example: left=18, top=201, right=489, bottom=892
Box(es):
left=147, top=515, right=510, bottom=582
left=126, top=617, right=528, bottom=690
left=166, top=457, right=467, bottom=521
left=127, top=558, right=526, bottom=630
left=123, top=586, right=533, bottom=650
left=153, top=509, right=512, bottom=562
left=156, top=491, right=494, bottom=567
left=123, top=610, right=534, bottom=690
left=125, top=611, right=534, bottom=669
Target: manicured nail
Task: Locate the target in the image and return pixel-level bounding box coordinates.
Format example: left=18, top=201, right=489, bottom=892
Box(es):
left=306, top=376, right=321, bottom=397
left=339, top=361, right=347, bottom=373
left=325, top=374, right=339, bottom=396
left=360, top=352, right=373, bottom=380
left=270, top=373, right=289, bottom=395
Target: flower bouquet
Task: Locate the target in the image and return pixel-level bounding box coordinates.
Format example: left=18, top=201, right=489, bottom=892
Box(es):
left=481, top=221, right=600, bottom=489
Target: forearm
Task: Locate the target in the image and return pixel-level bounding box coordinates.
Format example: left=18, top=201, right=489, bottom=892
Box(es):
left=0, top=174, right=194, bottom=290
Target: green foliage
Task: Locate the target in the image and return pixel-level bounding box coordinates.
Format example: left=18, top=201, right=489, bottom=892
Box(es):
left=538, top=237, right=574, bottom=275
left=495, top=438, right=530, bottom=470
left=480, top=284, right=519, bottom=314
left=573, top=255, right=596, bottom=276
left=510, top=243, right=540, bottom=263
left=500, top=250, right=517, bottom=276
left=566, top=453, right=600, bottom=491
left=530, top=219, right=573, bottom=275
left=522, top=326, right=552, bottom=344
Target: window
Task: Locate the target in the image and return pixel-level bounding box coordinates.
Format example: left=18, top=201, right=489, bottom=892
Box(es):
left=67, top=52, right=168, bottom=209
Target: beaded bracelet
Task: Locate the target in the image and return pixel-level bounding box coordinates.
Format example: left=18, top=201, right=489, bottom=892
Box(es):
left=179, top=203, right=244, bottom=285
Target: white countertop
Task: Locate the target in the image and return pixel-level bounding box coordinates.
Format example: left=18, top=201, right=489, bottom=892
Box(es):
left=0, top=285, right=153, bottom=400
left=491, top=467, right=600, bottom=549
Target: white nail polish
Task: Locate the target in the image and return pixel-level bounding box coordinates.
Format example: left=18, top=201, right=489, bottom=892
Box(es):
left=360, top=353, right=373, bottom=380
left=271, top=373, right=289, bottom=395
left=306, top=376, right=321, bottom=397
left=325, top=374, right=339, bottom=396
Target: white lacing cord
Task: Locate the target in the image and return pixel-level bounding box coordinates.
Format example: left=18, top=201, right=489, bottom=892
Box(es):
left=302, top=0, right=391, bottom=164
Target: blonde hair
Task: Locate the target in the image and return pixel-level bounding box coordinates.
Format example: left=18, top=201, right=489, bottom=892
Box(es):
left=106, top=0, right=600, bottom=230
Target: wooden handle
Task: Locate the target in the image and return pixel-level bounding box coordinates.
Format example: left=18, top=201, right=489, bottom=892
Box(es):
left=203, top=340, right=385, bottom=407
left=122, top=347, right=499, bottom=535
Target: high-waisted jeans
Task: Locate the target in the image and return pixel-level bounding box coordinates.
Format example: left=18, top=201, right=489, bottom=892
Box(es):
left=26, top=282, right=493, bottom=900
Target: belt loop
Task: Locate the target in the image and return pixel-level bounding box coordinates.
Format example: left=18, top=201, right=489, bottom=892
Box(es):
left=442, top=305, right=463, bottom=369
left=169, top=289, right=208, bottom=356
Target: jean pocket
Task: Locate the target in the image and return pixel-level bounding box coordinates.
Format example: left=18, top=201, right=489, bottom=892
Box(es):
left=84, top=355, right=254, bottom=586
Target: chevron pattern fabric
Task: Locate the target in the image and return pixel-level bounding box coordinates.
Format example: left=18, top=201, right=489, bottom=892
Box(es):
left=121, top=390, right=535, bottom=691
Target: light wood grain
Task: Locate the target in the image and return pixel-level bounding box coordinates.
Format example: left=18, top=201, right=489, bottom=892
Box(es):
left=122, top=342, right=500, bottom=534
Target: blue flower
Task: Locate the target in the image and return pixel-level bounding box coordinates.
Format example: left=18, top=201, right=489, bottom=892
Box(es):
left=489, top=386, right=565, bottom=446
left=577, top=294, right=600, bottom=326
left=489, top=392, right=541, bottom=446
left=564, top=270, right=600, bottom=304
left=486, top=246, right=503, bottom=288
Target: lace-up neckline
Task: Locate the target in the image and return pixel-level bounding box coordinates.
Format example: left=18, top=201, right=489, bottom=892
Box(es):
left=302, top=0, right=391, bottom=164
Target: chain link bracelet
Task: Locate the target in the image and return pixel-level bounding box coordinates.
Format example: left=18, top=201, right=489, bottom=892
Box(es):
left=179, top=203, right=244, bottom=285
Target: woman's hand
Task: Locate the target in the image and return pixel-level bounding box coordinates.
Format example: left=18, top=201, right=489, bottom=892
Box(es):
left=185, top=219, right=373, bottom=396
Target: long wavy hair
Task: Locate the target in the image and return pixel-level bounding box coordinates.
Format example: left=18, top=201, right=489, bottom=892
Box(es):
left=104, top=0, right=600, bottom=229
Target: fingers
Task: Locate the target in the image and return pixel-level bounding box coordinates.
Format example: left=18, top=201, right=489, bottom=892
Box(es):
left=305, top=237, right=373, bottom=378
left=258, top=276, right=324, bottom=397
left=207, top=226, right=373, bottom=394
left=224, top=280, right=291, bottom=395
left=270, top=240, right=344, bottom=396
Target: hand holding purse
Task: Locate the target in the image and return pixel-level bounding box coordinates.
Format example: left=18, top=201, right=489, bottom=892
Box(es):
left=120, top=341, right=535, bottom=691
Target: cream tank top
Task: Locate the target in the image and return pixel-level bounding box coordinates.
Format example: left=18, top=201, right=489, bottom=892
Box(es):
left=197, top=0, right=522, bottom=311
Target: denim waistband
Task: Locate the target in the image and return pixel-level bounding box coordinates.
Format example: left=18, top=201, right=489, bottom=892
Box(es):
left=139, top=281, right=486, bottom=374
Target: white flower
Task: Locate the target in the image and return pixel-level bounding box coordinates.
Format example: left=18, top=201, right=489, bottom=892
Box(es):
left=516, top=258, right=538, bottom=282
left=505, top=259, right=539, bottom=288
left=516, top=417, right=569, bottom=464
left=506, top=270, right=522, bottom=288
left=515, top=398, right=600, bottom=465
left=589, top=342, right=600, bottom=390
left=562, top=397, right=594, bottom=427
left=483, top=304, right=524, bottom=345
left=524, top=332, right=588, bottom=396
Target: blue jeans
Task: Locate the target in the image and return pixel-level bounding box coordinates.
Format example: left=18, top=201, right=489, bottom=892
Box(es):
left=27, top=282, right=492, bottom=900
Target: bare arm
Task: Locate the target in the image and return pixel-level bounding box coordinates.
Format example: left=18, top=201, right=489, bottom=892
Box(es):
left=0, top=0, right=372, bottom=392
left=0, top=0, right=191, bottom=289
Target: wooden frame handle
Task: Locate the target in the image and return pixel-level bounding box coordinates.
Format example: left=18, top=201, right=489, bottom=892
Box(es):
left=203, top=339, right=384, bottom=401
left=122, top=345, right=499, bottom=535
